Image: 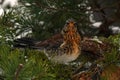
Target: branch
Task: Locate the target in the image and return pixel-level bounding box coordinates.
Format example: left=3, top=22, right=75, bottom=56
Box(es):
left=14, top=64, right=24, bottom=80
left=34, top=1, right=59, bottom=11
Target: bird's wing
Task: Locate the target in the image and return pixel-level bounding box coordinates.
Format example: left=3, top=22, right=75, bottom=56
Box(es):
left=35, top=33, right=63, bottom=50
left=81, top=37, right=110, bottom=60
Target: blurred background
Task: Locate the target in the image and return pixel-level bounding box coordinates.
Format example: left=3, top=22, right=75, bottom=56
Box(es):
left=0, top=0, right=120, bottom=42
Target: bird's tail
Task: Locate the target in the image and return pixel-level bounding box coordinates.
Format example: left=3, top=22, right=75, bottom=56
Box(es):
left=14, top=34, right=63, bottom=50
left=13, top=37, right=39, bottom=49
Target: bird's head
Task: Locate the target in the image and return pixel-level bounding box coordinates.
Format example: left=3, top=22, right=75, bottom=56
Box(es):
left=61, top=18, right=77, bottom=35
left=61, top=19, right=81, bottom=45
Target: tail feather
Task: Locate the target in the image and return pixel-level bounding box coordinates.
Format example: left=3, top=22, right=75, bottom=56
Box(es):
left=13, top=34, right=63, bottom=50
left=14, top=37, right=38, bottom=49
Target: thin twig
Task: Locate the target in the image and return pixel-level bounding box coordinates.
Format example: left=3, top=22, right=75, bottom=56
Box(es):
left=14, top=64, right=24, bottom=80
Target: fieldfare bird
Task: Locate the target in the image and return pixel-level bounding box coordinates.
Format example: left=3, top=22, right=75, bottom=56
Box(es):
left=14, top=19, right=81, bottom=63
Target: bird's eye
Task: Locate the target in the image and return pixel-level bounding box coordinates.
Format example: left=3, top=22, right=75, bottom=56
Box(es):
left=66, top=22, right=69, bottom=25
left=74, top=22, right=77, bottom=26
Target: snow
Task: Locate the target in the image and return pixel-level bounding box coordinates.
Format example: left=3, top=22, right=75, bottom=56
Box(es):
left=0, top=7, right=4, bottom=16
left=92, top=22, right=102, bottom=28
left=1, top=0, right=18, bottom=8
left=111, top=26, right=120, bottom=33
left=0, top=0, right=18, bottom=16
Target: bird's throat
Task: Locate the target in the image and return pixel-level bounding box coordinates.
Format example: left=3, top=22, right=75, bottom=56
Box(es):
left=61, top=29, right=81, bottom=55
